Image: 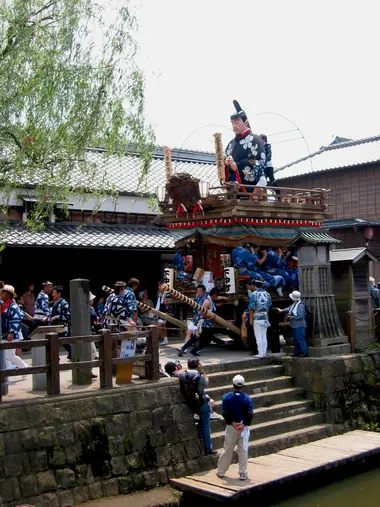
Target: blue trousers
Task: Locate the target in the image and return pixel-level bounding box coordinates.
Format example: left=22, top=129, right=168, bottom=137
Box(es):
left=292, top=327, right=308, bottom=356
left=199, top=402, right=213, bottom=452
left=240, top=269, right=277, bottom=287
left=268, top=268, right=290, bottom=284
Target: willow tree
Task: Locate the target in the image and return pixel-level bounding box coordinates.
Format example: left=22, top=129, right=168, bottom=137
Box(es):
left=0, top=0, right=155, bottom=227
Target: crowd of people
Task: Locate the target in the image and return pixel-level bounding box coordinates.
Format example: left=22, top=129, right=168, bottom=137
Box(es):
left=232, top=243, right=299, bottom=296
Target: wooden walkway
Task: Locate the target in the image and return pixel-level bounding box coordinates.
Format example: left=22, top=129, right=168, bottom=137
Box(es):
left=171, top=430, right=380, bottom=501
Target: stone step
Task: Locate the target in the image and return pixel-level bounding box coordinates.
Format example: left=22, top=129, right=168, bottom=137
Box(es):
left=232, top=424, right=343, bottom=461
left=213, top=387, right=305, bottom=412
left=207, top=364, right=285, bottom=387
left=206, top=376, right=294, bottom=399
left=204, top=356, right=276, bottom=374
left=211, top=411, right=325, bottom=449
left=210, top=399, right=314, bottom=432
left=283, top=344, right=351, bottom=357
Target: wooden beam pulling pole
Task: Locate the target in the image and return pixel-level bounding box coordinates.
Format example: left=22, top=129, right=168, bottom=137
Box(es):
left=162, top=285, right=241, bottom=337
left=102, top=286, right=187, bottom=329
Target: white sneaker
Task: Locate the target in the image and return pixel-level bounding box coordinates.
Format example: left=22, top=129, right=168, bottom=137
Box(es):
left=239, top=472, right=248, bottom=481
left=216, top=472, right=225, bottom=478
left=160, top=337, right=169, bottom=346
left=276, top=286, right=283, bottom=297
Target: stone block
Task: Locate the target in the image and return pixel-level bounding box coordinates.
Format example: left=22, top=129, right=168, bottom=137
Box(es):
left=19, top=473, right=39, bottom=497
left=102, top=478, right=119, bottom=497
left=94, top=395, right=114, bottom=416
left=37, top=470, right=57, bottom=493
left=169, top=442, right=187, bottom=463
left=21, top=428, right=40, bottom=450
left=57, top=490, right=74, bottom=507
left=112, top=393, right=129, bottom=413
left=130, top=431, right=147, bottom=453
left=152, top=407, right=169, bottom=427
left=73, top=420, right=91, bottom=441
left=3, top=453, right=28, bottom=477
left=186, top=459, right=201, bottom=475
left=56, top=468, right=77, bottom=489
left=157, top=467, right=168, bottom=485
left=75, top=464, right=94, bottom=485
left=0, top=407, right=29, bottom=432
left=56, top=424, right=76, bottom=446
left=147, top=428, right=165, bottom=448
left=142, top=470, right=158, bottom=488
left=155, top=446, right=171, bottom=467
left=4, top=432, right=22, bottom=454
left=39, top=427, right=58, bottom=448
left=107, top=436, right=119, bottom=457
left=110, top=456, right=126, bottom=476
left=131, top=472, right=145, bottom=490
left=162, top=424, right=180, bottom=445
left=173, top=462, right=186, bottom=478
left=133, top=410, right=154, bottom=431
left=88, top=482, right=103, bottom=500
left=105, top=414, right=128, bottom=436
left=48, top=447, right=67, bottom=467
left=0, top=479, right=14, bottom=503
left=65, top=442, right=83, bottom=465
left=41, top=492, right=59, bottom=507
left=168, top=386, right=184, bottom=404
left=72, top=486, right=89, bottom=504
left=29, top=450, right=48, bottom=472
left=117, top=476, right=133, bottom=493
left=0, top=434, right=4, bottom=456
left=184, top=439, right=203, bottom=459
left=125, top=453, right=142, bottom=471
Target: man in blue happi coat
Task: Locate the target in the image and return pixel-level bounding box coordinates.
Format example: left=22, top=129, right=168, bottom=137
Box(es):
left=232, top=244, right=283, bottom=295
left=247, top=279, right=272, bottom=358
left=50, top=285, right=72, bottom=360
left=32, top=281, right=53, bottom=331
left=264, top=248, right=290, bottom=285
left=1, top=284, right=28, bottom=369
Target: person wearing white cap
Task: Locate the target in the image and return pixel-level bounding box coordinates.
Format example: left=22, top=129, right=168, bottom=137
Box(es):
left=217, top=375, right=253, bottom=481
left=276, top=291, right=308, bottom=357
left=1, top=284, right=28, bottom=369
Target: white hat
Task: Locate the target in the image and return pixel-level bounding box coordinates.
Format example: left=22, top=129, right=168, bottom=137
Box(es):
left=289, top=290, right=301, bottom=301
left=1, top=284, right=17, bottom=298
left=232, top=375, right=245, bottom=387
left=89, top=292, right=96, bottom=301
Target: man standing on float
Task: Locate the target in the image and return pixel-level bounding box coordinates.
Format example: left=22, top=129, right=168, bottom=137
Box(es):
left=225, top=100, right=267, bottom=192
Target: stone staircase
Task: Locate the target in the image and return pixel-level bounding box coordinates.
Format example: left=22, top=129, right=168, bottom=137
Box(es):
left=203, top=358, right=341, bottom=459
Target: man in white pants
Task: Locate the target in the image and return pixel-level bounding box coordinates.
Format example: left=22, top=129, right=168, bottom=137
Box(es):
left=247, top=279, right=272, bottom=358
left=217, top=375, right=253, bottom=480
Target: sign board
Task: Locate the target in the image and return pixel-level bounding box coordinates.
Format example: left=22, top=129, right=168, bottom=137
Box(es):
left=223, top=267, right=236, bottom=294
left=120, top=338, right=136, bottom=359
left=163, top=267, right=175, bottom=289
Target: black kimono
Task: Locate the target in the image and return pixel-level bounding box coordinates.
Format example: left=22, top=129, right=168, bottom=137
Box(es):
left=225, top=129, right=266, bottom=189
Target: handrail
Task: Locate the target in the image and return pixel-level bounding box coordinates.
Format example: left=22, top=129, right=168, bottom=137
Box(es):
left=0, top=327, right=160, bottom=402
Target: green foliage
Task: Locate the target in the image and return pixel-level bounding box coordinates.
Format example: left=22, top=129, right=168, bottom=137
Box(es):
left=0, top=0, right=155, bottom=228
left=364, top=422, right=380, bottom=432
left=356, top=343, right=380, bottom=353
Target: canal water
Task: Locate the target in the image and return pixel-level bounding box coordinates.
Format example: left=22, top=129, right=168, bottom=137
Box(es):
left=268, top=467, right=380, bottom=507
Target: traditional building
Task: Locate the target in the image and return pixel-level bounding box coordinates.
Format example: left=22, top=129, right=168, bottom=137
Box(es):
left=0, top=148, right=217, bottom=296
left=276, top=135, right=380, bottom=279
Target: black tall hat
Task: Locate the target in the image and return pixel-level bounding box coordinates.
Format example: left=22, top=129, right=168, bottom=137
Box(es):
left=230, top=100, right=248, bottom=122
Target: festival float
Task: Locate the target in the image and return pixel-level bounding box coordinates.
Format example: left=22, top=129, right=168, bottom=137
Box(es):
left=155, top=110, right=351, bottom=356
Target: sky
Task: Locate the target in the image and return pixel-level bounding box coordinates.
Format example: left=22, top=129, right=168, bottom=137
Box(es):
left=131, top=0, right=380, bottom=167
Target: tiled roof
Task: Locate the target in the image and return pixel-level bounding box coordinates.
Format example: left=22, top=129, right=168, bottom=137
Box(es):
left=0, top=223, right=180, bottom=250
left=275, top=135, right=380, bottom=180
left=330, top=247, right=378, bottom=263
left=15, top=148, right=219, bottom=196
left=323, top=218, right=380, bottom=229
left=298, top=231, right=341, bottom=244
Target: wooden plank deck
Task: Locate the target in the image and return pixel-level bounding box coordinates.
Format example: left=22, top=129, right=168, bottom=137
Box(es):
left=171, top=430, right=380, bottom=501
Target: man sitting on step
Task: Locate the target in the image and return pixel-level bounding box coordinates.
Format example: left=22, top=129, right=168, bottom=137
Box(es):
left=216, top=375, right=253, bottom=481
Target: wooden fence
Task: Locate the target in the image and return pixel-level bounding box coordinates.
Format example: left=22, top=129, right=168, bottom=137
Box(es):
left=0, top=326, right=160, bottom=402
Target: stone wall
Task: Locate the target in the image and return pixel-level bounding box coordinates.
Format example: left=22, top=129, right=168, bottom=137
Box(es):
left=283, top=351, right=380, bottom=428
left=0, top=379, right=214, bottom=507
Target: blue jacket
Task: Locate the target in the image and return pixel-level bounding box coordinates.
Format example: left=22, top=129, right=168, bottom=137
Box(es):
left=222, top=390, right=254, bottom=426
left=51, top=298, right=71, bottom=335
left=282, top=301, right=307, bottom=328
left=248, top=289, right=272, bottom=321
left=123, top=287, right=137, bottom=318
left=232, top=247, right=258, bottom=272
left=1, top=300, right=23, bottom=336
left=34, top=291, right=50, bottom=320
left=173, top=252, right=184, bottom=271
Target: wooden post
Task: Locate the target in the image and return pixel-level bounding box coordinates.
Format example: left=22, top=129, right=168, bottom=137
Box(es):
left=99, top=329, right=113, bottom=389
left=46, top=332, right=60, bottom=396
left=345, top=311, right=356, bottom=352
left=146, top=326, right=160, bottom=381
